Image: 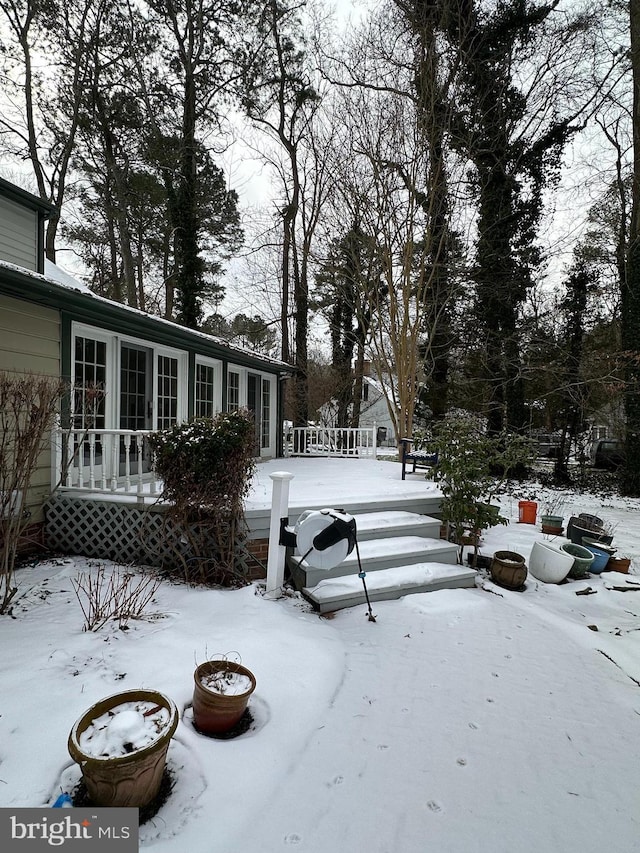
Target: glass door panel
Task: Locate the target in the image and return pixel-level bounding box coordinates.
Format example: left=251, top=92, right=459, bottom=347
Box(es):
left=247, top=373, right=261, bottom=455
left=119, top=344, right=153, bottom=475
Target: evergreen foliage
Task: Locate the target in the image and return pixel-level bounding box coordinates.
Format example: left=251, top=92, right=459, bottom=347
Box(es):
left=148, top=411, right=256, bottom=585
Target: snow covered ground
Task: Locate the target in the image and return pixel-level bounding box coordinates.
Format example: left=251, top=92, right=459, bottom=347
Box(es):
left=0, top=459, right=639, bottom=852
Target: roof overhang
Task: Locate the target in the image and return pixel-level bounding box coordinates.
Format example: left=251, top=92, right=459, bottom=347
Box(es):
left=0, top=177, right=55, bottom=217
left=0, top=261, right=292, bottom=375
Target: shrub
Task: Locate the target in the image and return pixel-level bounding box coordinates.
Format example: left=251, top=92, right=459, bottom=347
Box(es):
left=0, top=372, right=67, bottom=614
left=431, top=414, right=534, bottom=564
left=148, top=411, right=256, bottom=585
left=72, top=564, right=162, bottom=631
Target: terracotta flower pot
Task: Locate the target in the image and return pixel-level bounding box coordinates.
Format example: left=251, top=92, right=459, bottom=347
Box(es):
left=192, top=660, right=256, bottom=735
left=606, top=556, right=631, bottom=574
left=68, top=689, right=178, bottom=808
left=490, top=550, right=527, bottom=590
left=541, top=524, right=564, bottom=536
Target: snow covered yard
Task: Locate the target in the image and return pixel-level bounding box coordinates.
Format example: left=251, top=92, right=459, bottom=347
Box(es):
left=0, top=469, right=639, bottom=853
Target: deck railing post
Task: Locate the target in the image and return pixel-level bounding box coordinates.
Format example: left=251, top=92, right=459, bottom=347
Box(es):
left=50, top=421, right=62, bottom=491
left=265, top=471, right=295, bottom=599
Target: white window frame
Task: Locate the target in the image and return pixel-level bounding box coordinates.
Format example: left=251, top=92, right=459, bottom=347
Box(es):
left=226, top=363, right=277, bottom=457
left=227, top=368, right=241, bottom=412
left=71, top=323, right=188, bottom=430
left=195, top=356, right=223, bottom=418
left=71, top=324, right=117, bottom=429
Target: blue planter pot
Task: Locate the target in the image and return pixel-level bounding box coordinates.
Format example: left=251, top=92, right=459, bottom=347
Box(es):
left=582, top=543, right=611, bottom=574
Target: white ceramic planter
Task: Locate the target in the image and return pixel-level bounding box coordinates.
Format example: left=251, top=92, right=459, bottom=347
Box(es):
left=528, top=540, right=574, bottom=584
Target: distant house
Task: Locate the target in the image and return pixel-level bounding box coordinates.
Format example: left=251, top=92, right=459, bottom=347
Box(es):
left=317, top=361, right=396, bottom=447
left=357, top=363, right=396, bottom=447
left=0, top=176, right=290, bottom=535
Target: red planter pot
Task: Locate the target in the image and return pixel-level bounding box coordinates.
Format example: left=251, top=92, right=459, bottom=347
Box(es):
left=192, top=660, right=256, bottom=735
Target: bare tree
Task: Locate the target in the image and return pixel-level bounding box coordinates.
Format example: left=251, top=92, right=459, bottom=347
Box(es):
left=0, top=0, right=106, bottom=259
left=319, top=2, right=463, bottom=449
left=622, top=0, right=640, bottom=493
left=242, top=0, right=331, bottom=424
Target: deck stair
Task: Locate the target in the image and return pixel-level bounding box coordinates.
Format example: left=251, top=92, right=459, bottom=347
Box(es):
left=287, top=509, right=476, bottom=614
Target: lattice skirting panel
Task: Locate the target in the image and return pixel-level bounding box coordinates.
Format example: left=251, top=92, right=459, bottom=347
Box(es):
left=44, top=496, right=264, bottom=577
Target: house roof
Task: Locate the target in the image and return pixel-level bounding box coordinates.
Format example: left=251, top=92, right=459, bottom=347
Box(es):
left=0, top=258, right=292, bottom=374
left=0, top=177, right=55, bottom=215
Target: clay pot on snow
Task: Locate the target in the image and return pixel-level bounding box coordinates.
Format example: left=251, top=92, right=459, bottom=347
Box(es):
left=192, top=660, right=257, bottom=735
left=490, top=550, right=527, bottom=590
left=606, top=556, right=631, bottom=574
left=68, top=688, right=178, bottom=808
left=560, top=542, right=595, bottom=579
left=540, top=514, right=564, bottom=529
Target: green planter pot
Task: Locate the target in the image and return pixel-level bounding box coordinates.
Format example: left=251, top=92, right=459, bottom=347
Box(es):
left=560, top=542, right=595, bottom=579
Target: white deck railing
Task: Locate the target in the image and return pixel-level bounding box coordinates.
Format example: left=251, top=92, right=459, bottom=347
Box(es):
left=287, top=425, right=377, bottom=458
left=51, top=423, right=381, bottom=497
left=52, top=428, right=161, bottom=496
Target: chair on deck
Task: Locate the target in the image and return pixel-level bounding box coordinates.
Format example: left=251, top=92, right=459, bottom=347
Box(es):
left=400, top=438, right=439, bottom=480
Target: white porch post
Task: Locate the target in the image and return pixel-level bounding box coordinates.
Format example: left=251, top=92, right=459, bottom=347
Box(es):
left=265, top=471, right=295, bottom=599
left=50, top=420, right=62, bottom=491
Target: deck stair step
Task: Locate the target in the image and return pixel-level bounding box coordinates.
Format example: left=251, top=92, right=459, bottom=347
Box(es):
left=349, top=510, right=441, bottom=541
left=286, top=507, right=473, bottom=612
left=289, top=534, right=459, bottom=590
left=303, top=562, right=477, bottom=614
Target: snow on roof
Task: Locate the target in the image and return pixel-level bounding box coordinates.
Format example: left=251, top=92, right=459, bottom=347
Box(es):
left=44, top=259, right=93, bottom=294
left=1, top=257, right=289, bottom=370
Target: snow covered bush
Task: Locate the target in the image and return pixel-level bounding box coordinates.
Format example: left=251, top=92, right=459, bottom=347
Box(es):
left=148, top=411, right=256, bottom=586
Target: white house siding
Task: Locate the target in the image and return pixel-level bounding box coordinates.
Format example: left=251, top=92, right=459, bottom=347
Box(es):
left=0, top=196, right=38, bottom=272
left=0, top=293, right=61, bottom=521
left=358, top=377, right=396, bottom=446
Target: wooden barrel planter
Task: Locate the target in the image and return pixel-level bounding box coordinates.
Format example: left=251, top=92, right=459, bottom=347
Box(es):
left=490, top=550, right=527, bottom=590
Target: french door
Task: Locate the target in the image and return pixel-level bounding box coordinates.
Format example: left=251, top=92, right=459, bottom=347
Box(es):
left=119, top=344, right=153, bottom=474
left=247, top=373, right=262, bottom=454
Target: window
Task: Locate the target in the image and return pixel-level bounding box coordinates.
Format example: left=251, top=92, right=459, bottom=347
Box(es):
left=196, top=362, right=216, bottom=418
left=261, top=378, right=271, bottom=449
left=227, top=370, right=240, bottom=412
left=120, top=344, right=151, bottom=431
left=157, top=355, right=178, bottom=429
left=73, top=336, right=107, bottom=430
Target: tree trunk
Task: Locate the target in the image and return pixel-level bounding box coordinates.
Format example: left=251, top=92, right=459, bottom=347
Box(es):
left=622, top=0, right=640, bottom=495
